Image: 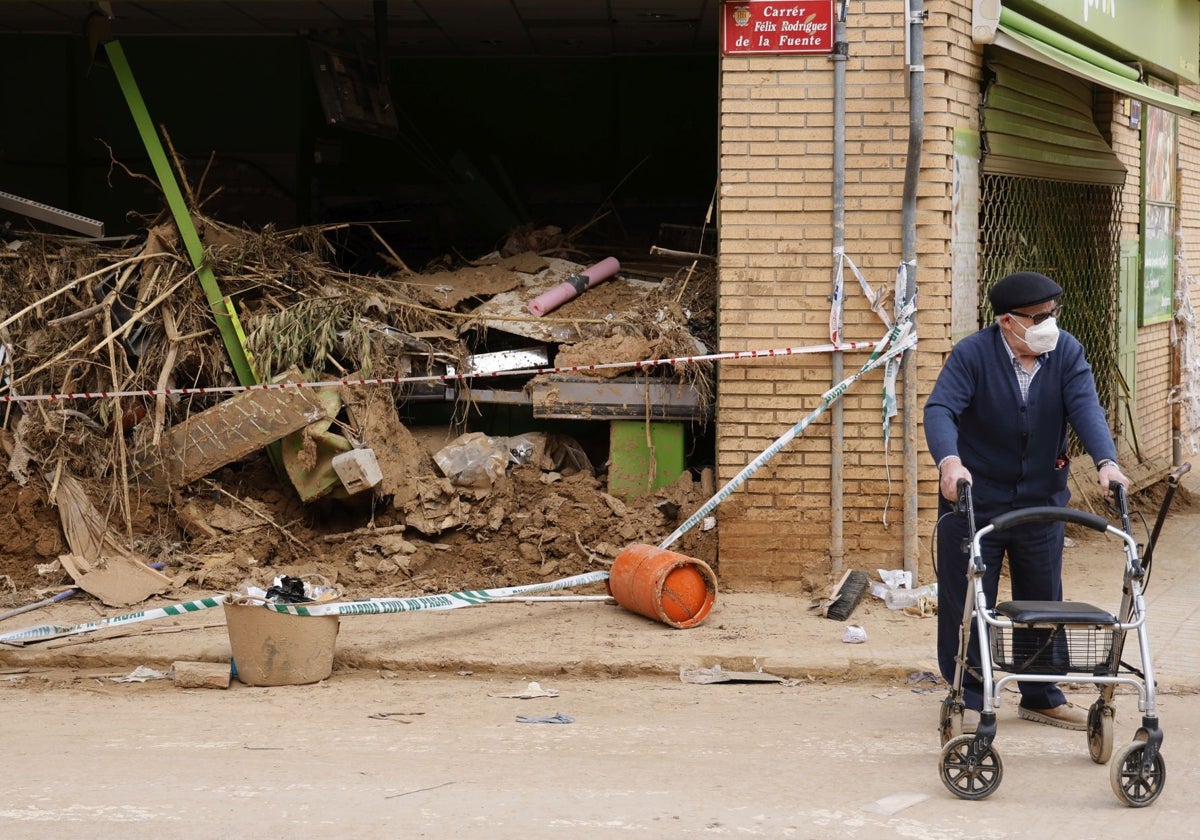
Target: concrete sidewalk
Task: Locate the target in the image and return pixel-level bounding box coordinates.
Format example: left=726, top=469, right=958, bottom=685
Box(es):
left=1, top=476, right=1197, bottom=692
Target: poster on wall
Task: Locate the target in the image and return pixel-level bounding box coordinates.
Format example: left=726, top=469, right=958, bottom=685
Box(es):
left=721, top=1, right=836, bottom=55
left=951, top=129, right=980, bottom=344
left=1140, top=104, right=1177, bottom=325
left=1141, top=203, right=1174, bottom=325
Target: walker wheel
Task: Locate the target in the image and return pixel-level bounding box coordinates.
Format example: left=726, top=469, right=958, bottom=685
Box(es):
left=938, top=697, right=962, bottom=746
left=1110, top=740, right=1165, bottom=807
left=939, top=735, right=1003, bottom=800
left=1087, top=701, right=1114, bottom=764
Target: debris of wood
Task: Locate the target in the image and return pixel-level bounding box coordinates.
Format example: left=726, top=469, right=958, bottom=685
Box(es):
left=402, top=263, right=524, bottom=309
left=0, top=210, right=718, bottom=607
left=49, top=470, right=171, bottom=606
left=132, top=369, right=326, bottom=488
left=322, top=523, right=407, bottom=544
left=202, top=481, right=308, bottom=548
left=176, top=500, right=220, bottom=540
left=58, top=553, right=172, bottom=608
left=341, top=380, right=429, bottom=514
left=556, top=335, right=657, bottom=379
left=497, top=252, right=551, bottom=274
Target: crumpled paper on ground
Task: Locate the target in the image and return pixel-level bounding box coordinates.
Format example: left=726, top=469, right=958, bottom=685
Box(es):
left=111, top=665, right=169, bottom=683
left=489, top=680, right=559, bottom=699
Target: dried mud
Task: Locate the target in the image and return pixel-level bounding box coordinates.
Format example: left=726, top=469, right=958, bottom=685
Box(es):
left=0, top=448, right=718, bottom=612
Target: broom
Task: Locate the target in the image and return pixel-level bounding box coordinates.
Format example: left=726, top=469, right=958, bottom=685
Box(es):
left=824, top=570, right=870, bottom=621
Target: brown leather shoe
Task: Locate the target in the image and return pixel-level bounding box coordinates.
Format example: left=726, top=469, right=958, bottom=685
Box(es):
left=1017, top=701, right=1087, bottom=730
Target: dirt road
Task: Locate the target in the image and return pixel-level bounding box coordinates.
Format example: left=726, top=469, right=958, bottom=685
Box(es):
left=1, top=670, right=1196, bottom=838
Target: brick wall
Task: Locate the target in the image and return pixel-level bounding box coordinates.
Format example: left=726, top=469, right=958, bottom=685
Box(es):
left=1135, top=322, right=1174, bottom=460
left=715, top=3, right=976, bottom=588
left=714, top=3, right=1200, bottom=588
left=1178, top=80, right=1200, bottom=458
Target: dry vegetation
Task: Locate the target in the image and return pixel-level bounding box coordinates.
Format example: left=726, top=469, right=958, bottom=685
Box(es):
left=0, top=206, right=718, bottom=611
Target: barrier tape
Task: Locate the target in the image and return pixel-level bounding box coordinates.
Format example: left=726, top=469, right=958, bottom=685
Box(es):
left=659, top=318, right=917, bottom=550
left=0, top=340, right=882, bottom=405
left=261, top=570, right=611, bottom=617
left=830, top=248, right=894, bottom=341
left=0, top=594, right=228, bottom=645
left=0, top=571, right=611, bottom=646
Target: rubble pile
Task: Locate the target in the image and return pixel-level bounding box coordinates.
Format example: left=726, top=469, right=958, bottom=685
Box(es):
left=0, top=215, right=717, bottom=611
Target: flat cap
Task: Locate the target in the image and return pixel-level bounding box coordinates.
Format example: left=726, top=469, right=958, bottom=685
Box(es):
left=988, top=271, right=1063, bottom=315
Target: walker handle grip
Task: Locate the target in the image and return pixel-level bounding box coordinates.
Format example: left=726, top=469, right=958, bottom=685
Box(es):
left=954, top=478, right=971, bottom=513
left=989, top=506, right=1109, bottom=533
left=1109, top=481, right=1131, bottom=534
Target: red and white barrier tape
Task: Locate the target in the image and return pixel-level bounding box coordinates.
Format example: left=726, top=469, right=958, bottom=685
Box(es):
left=0, top=339, right=881, bottom=405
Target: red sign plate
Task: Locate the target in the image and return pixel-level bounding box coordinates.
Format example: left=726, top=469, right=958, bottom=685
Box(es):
left=722, top=1, right=836, bottom=55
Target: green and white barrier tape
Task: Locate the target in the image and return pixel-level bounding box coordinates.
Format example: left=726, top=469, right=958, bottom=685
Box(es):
left=659, top=317, right=916, bottom=551
left=258, top=570, right=611, bottom=616
left=0, top=595, right=229, bottom=646
left=0, top=570, right=612, bottom=646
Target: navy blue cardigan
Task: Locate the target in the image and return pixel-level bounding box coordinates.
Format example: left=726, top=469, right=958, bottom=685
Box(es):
left=924, top=324, right=1117, bottom=510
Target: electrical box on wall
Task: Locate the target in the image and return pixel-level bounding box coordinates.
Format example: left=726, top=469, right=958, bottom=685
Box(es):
left=972, top=0, right=1001, bottom=43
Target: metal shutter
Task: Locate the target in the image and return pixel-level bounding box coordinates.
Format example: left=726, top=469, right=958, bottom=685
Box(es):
left=981, top=49, right=1126, bottom=186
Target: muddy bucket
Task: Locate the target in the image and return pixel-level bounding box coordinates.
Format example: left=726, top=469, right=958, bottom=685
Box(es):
left=223, top=599, right=340, bottom=686
left=607, top=544, right=717, bottom=629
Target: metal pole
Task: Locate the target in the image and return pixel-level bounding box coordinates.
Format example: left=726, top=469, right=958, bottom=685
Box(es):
left=830, top=3, right=849, bottom=577
left=901, top=0, right=926, bottom=582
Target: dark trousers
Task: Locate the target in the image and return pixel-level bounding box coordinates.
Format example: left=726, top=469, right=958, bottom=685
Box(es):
left=936, top=498, right=1067, bottom=711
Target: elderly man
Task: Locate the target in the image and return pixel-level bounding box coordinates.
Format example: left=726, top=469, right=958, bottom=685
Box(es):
left=924, top=270, right=1130, bottom=730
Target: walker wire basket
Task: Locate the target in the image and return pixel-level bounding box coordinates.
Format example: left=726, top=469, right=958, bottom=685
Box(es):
left=989, top=624, right=1117, bottom=675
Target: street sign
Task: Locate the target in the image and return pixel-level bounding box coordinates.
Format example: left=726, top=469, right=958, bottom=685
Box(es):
left=722, top=1, right=835, bottom=55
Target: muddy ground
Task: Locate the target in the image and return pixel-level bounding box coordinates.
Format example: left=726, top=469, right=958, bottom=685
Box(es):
left=0, top=445, right=720, bottom=611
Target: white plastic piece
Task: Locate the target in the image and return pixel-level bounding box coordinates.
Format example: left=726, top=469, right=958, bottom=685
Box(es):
left=332, top=448, right=383, bottom=494
left=842, top=625, right=868, bottom=644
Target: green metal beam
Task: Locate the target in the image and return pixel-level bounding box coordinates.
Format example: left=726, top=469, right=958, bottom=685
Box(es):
left=102, top=36, right=291, bottom=485
left=102, top=39, right=259, bottom=389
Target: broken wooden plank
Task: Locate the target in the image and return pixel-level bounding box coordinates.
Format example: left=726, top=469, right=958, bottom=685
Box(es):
left=340, top=380, right=427, bottom=512
left=131, top=372, right=326, bottom=488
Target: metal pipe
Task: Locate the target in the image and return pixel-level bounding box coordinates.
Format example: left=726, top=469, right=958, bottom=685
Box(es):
left=829, top=3, right=848, bottom=577
left=901, top=0, right=926, bottom=583
left=0, top=588, right=77, bottom=624
left=0, top=563, right=166, bottom=624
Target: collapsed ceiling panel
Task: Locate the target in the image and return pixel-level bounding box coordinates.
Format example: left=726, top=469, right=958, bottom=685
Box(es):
left=418, top=0, right=533, bottom=54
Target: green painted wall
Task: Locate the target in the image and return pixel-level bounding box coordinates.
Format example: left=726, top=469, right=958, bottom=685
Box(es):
left=1011, top=0, right=1200, bottom=81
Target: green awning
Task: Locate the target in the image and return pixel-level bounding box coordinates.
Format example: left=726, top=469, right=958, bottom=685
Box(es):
left=995, top=24, right=1200, bottom=121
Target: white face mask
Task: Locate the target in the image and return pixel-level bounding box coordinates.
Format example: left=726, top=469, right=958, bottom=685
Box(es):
left=1013, top=316, right=1059, bottom=354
